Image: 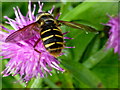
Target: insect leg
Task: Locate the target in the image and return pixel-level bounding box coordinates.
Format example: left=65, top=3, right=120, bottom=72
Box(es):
left=33, top=38, right=41, bottom=54
left=34, top=48, right=41, bottom=54
left=33, top=38, right=41, bottom=48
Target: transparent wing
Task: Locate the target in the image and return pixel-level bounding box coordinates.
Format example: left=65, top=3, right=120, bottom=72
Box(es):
left=5, top=23, right=39, bottom=43
left=58, top=20, right=98, bottom=32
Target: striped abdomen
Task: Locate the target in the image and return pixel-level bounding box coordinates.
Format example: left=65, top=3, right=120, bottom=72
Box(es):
left=41, top=25, right=64, bottom=57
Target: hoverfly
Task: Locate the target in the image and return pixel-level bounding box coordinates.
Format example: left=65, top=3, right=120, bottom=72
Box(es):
left=5, top=12, right=97, bottom=57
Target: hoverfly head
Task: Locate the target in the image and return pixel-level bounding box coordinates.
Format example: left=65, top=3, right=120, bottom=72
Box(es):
left=36, top=12, right=55, bottom=26
left=36, top=12, right=51, bottom=21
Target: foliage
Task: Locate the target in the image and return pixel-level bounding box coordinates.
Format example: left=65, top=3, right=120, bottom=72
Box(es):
left=1, top=1, right=119, bottom=88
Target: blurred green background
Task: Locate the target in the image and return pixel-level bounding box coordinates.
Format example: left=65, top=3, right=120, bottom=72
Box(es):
left=1, top=0, right=119, bottom=89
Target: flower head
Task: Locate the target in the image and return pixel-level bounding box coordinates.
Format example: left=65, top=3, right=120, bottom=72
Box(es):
left=104, top=15, right=119, bottom=54
left=0, top=1, right=73, bottom=83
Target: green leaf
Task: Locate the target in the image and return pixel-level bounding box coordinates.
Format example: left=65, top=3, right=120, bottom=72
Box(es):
left=61, top=60, right=105, bottom=88
left=80, top=36, right=101, bottom=61
left=73, top=2, right=118, bottom=30
left=2, top=2, right=28, bottom=23
left=60, top=25, right=97, bottom=62
left=43, top=78, right=60, bottom=88
left=83, top=48, right=113, bottom=69
left=59, top=2, right=74, bottom=18
left=28, top=78, right=43, bottom=88
left=60, top=2, right=97, bottom=21
left=56, top=71, right=74, bottom=88
left=92, top=52, right=118, bottom=88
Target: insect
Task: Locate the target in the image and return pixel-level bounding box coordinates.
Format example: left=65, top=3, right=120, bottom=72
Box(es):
left=5, top=12, right=98, bottom=57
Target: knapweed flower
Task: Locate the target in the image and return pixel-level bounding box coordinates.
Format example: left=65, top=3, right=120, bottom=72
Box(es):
left=104, top=15, right=119, bottom=54
left=0, top=1, right=73, bottom=83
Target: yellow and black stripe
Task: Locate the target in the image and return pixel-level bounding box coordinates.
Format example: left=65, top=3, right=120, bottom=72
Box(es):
left=40, top=25, right=64, bottom=57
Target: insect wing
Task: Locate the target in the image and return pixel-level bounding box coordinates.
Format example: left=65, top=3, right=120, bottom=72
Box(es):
left=58, top=20, right=98, bottom=32
left=5, top=23, right=39, bottom=43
